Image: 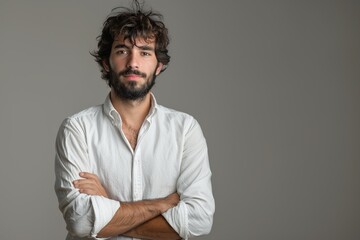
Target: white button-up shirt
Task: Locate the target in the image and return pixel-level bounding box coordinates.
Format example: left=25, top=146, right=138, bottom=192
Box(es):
left=54, top=94, right=215, bottom=240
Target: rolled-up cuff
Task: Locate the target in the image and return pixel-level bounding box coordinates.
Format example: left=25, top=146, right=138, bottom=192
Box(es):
left=162, top=201, right=188, bottom=240
left=90, top=196, right=120, bottom=238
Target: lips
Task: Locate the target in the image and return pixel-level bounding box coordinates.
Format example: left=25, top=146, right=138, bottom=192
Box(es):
left=123, top=74, right=142, bottom=80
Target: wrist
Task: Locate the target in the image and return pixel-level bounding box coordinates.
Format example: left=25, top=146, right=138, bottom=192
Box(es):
left=159, top=193, right=180, bottom=213
left=158, top=197, right=171, bottom=213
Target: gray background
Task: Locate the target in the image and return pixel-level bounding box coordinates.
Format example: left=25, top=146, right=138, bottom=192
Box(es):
left=0, top=0, right=359, bottom=239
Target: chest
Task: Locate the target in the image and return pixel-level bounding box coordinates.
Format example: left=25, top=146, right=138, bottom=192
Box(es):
left=122, top=125, right=139, bottom=150
left=87, top=125, right=183, bottom=201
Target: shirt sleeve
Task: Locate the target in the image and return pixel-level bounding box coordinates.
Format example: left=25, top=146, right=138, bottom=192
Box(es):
left=54, top=118, right=120, bottom=239
left=162, top=118, right=215, bottom=239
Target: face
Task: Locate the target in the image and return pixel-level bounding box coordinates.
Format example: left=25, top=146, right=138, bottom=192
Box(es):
left=104, top=36, right=163, bottom=101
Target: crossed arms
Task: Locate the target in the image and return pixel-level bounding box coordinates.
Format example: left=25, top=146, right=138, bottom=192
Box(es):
left=55, top=117, right=215, bottom=239
left=73, top=172, right=181, bottom=239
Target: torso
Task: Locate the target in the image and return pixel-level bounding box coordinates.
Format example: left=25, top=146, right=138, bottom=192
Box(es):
left=122, top=122, right=140, bottom=150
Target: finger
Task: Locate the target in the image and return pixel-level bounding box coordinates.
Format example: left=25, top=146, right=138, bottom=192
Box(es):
left=79, top=172, right=99, bottom=180
left=73, top=179, right=96, bottom=187
left=77, top=185, right=107, bottom=197
left=74, top=181, right=106, bottom=194
left=78, top=185, right=100, bottom=194
left=73, top=178, right=96, bottom=184
left=74, top=182, right=98, bottom=190
left=79, top=188, right=99, bottom=196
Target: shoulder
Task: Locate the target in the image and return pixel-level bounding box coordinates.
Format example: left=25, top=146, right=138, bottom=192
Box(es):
left=68, top=104, right=103, bottom=121
left=157, top=104, right=194, bottom=122
left=58, top=104, right=103, bottom=134
left=157, top=104, right=193, bottom=119
left=156, top=104, right=201, bottom=134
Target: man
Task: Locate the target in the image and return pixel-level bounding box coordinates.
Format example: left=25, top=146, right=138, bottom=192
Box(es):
left=54, top=1, right=215, bottom=239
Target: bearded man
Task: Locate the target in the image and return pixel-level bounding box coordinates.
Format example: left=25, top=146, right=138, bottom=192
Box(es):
left=54, top=1, right=215, bottom=239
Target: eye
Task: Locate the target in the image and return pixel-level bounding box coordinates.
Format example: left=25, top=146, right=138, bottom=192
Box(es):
left=115, top=49, right=127, bottom=55
left=141, top=51, right=152, bottom=56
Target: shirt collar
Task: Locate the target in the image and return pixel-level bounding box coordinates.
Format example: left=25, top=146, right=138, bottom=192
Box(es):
left=146, top=93, right=158, bottom=122
left=103, top=92, right=158, bottom=125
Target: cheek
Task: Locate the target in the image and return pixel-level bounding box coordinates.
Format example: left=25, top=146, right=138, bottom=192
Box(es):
left=109, top=59, right=125, bottom=71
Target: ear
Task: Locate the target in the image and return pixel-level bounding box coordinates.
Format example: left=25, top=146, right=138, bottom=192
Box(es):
left=155, top=62, right=164, bottom=76
left=102, top=59, right=110, bottom=72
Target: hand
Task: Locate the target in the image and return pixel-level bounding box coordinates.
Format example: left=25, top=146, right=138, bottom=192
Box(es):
left=73, top=172, right=109, bottom=198
left=160, top=192, right=180, bottom=213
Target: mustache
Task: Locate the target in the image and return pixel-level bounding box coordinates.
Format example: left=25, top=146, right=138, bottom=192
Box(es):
left=118, top=68, right=146, bottom=78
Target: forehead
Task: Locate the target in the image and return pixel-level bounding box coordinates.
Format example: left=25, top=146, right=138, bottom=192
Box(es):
left=113, top=35, right=156, bottom=48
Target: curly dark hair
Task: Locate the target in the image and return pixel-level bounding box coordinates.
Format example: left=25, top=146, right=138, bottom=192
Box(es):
left=91, top=0, right=170, bottom=85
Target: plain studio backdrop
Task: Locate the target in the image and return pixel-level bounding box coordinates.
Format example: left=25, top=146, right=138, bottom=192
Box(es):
left=0, top=0, right=359, bottom=239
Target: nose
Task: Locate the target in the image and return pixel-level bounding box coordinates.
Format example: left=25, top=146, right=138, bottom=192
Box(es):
left=126, top=52, right=139, bottom=69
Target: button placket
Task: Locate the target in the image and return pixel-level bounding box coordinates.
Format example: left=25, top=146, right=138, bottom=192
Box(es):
left=131, top=122, right=151, bottom=201
left=132, top=149, right=143, bottom=201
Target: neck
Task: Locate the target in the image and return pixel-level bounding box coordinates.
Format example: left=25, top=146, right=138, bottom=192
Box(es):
left=110, top=89, right=152, bottom=129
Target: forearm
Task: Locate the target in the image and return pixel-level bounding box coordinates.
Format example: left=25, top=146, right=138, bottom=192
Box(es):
left=97, top=193, right=179, bottom=238
left=123, top=215, right=181, bottom=240
left=97, top=199, right=162, bottom=237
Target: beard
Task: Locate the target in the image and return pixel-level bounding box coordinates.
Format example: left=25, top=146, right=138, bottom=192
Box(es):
left=109, top=67, right=157, bottom=101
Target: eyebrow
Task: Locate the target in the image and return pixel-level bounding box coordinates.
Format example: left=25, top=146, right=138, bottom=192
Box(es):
left=114, top=44, right=129, bottom=50
left=137, top=45, right=155, bottom=51
left=113, top=43, right=155, bottom=51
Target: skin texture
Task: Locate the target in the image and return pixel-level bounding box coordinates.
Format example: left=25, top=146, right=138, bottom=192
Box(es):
left=74, top=172, right=181, bottom=239
left=105, top=37, right=164, bottom=150
left=104, top=36, right=163, bottom=103
left=73, top=37, right=181, bottom=239
left=73, top=172, right=109, bottom=197
left=123, top=215, right=181, bottom=239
